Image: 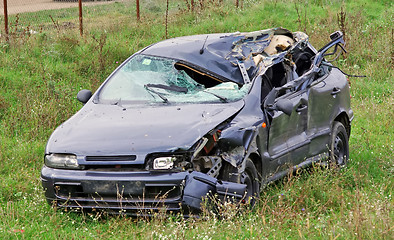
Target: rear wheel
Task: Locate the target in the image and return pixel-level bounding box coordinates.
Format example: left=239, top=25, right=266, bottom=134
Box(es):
left=330, top=121, right=349, bottom=167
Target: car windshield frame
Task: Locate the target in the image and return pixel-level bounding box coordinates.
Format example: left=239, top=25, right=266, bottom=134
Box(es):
left=96, top=54, right=251, bottom=106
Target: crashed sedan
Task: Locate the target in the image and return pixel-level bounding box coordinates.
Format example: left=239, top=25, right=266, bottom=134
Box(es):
left=41, top=28, right=352, bottom=214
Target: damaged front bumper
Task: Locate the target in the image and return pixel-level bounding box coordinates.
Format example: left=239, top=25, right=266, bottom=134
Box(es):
left=41, top=166, right=246, bottom=214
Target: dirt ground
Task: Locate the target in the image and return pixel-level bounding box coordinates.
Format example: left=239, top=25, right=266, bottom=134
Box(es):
left=1, top=0, right=117, bottom=15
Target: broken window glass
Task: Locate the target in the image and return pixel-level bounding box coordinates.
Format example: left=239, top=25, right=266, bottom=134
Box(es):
left=98, top=55, right=251, bottom=105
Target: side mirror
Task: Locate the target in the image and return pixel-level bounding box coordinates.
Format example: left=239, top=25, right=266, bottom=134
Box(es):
left=276, top=98, right=293, bottom=116
left=77, top=89, right=92, bottom=104
left=329, top=31, right=342, bottom=41
left=315, top=30, right=346, bottom=67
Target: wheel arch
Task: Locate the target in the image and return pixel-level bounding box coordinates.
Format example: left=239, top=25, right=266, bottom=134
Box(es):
left=248, top=152, right=262, bottom=181
left=334, top=112, right=351, bottom=137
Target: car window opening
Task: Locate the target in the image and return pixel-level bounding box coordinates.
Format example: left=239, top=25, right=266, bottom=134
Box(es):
left=175, top=63, right=222, bottom=88
left=269, top=63, right=288, bottom=88
left=293, top=50, right=314, bottom=76
left=261, top=74, right=273, bottom=102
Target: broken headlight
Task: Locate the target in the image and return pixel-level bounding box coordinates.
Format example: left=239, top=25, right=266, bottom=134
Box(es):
left=45, top=154, right=83, bottom=170
left=149, top=155, right=192, bottom=171
left=153, top=157, right=176, bottom=170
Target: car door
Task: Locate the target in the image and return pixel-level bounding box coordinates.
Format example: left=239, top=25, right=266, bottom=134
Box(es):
left=307, top=67, right=350, bottom=156
left=261, top=62, right=312, bottom=171
left=267, top=90, right=309, bottom=167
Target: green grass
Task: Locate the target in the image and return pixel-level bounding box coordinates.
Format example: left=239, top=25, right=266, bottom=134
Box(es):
left=0, top=0, right=393, bottom=239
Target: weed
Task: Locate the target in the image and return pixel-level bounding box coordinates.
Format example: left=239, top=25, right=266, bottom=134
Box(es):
left=165, top=0, right=170, bottom=38
left=92, top=33, right=109, bottom=72
left=337, top=6, right=347, bottom=42
left=294, top=0, right=308, bottom=33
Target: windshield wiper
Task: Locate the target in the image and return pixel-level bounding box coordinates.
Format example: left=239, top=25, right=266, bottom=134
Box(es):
left=145, top=84, right=188, bottom=93
left=202, top=90, right=228, bottom=103
left=144, top=85, right=169, bottom=103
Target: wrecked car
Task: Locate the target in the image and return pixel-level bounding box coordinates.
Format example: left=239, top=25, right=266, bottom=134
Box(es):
left=41, top=28, right=352, bottom=214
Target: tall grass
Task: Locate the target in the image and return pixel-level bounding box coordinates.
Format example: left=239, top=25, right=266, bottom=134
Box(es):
left=0, top=0, right=392, bottom=239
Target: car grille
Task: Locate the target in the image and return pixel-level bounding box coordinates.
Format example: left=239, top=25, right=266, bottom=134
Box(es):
left=83, top=165, right=145, bottom=171
left=85, top=155, right=137, bottom=161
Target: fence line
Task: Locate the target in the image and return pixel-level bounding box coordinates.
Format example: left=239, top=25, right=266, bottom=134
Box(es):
left=0, top=0, right=136, bottom=40
left=0, top=0, right=240, bottom=41
left=1, top=0, right=88, bottom=38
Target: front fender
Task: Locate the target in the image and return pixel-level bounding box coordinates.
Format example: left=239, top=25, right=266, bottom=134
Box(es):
left=219, top=127, right=260, bottom=173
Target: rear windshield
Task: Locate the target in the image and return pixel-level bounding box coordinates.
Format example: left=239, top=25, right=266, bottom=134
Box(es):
left=97, top=55, right=250, bottom=105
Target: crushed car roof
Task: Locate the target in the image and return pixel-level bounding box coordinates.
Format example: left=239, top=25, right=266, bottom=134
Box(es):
left=141, top=28, right=308, bottom=85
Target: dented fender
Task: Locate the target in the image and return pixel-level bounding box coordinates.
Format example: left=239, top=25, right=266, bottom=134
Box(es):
left=220, top=134, right=260, bottom=174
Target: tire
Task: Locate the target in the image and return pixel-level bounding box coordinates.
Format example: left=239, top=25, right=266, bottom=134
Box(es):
left=221, top=159, right=260, bottom=206
left=240, top=159, right=260, bottom=206
left=329, top=121, right=349, bottom=167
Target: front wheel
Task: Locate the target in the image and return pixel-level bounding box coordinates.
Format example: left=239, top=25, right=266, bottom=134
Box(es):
left=329, top=121, right=349, bottom=167
left=240, top=159, right=260, bottom=206
left=221, top=159, right=260, bottom=207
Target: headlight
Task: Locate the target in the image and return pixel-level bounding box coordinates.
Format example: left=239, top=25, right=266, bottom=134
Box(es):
left=45, top=154, right=83, bottom=169
left=153, top=157, right=175, bottom=170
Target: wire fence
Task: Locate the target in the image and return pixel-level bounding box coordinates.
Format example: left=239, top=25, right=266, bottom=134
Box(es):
left=0, top=0, right=135, bottom=39
left=0, top=0, right=242, bottom=40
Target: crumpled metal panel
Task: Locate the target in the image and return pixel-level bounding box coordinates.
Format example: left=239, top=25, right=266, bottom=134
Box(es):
left=46, top=100, right=245, bottom=163
left=141, top=28, right=301, bottom=85
left=183, top=171, right=246, bottom=210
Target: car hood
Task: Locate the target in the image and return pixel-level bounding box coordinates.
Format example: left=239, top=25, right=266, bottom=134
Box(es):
left=46, top=101, right=244, bottom=163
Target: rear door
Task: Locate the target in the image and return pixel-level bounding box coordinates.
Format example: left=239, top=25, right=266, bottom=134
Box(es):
left=307, top=68, right=350, bottom=156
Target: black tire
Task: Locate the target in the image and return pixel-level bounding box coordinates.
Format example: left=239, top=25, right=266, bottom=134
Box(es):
left=240, top=159, right=260, bottom=206
left=221, top=159, right=260, bottom=206
left=330, top=121, right=349, bottom=167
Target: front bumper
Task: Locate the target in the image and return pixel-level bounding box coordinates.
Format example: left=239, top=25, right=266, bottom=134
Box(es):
left=41, top=166, right=246, bottom=214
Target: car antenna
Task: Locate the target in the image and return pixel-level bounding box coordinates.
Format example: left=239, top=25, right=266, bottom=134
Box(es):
left=200, top=36, right=208, bottom=54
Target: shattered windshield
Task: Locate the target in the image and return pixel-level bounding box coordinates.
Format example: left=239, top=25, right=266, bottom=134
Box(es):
left=98, top=55, right=250, bottom=105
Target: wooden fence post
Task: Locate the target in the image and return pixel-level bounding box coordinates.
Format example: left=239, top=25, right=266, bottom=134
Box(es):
left=3, top=0, right=8, bottom=41
left=79, top=0, right=83, bottom=36
left=136, top=0, right=140, bottom=21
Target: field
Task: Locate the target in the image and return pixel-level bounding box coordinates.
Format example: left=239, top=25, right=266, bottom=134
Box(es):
left=0, top=0, right=393, bottom=239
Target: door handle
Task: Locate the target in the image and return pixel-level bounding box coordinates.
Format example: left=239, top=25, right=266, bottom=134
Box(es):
left=296, top=104, right=307, bottom=112
left=331, top=87, right=341, bottom=95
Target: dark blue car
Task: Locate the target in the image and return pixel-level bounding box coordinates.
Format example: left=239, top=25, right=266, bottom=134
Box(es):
left=41, top=28, right=352, bottom=214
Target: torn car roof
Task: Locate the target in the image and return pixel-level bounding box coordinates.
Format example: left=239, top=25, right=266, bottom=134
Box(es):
left=141, top=28, right=309, bottom=85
